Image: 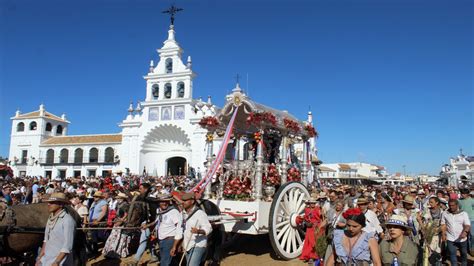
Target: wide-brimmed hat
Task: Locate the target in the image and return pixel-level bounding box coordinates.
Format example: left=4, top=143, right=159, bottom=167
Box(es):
left=305, top=193, right=318, bottom=203
left=156, top=194, right=173, bottom=202
left=181, top=192, right=195, bottom=201
left=44, top=192, right=70, bottom=204
left=93, top=191, right=104, bottom=198
left=402, top=195, right=415, bottom=205
left=417, top=189, right=425, bottom=195
left=385, top=214, right=411, bottom=230
left=116, top=192, right=128, bottom=199
left=356, top=197, right=369, bottom=205
left=317, top=192, right=328, bottom=200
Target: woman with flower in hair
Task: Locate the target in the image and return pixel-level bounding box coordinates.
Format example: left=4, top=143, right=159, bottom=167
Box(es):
left=326, top=208, right=381, bottom=266
left=299, top=193, right=324, bottom=262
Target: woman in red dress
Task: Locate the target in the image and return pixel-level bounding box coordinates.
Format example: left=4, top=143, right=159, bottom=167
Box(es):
left=300, top=193, right=324, bottom=262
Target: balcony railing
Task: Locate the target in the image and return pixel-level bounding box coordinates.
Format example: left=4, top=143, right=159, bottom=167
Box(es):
left=39, top=156, right=117, bottom=165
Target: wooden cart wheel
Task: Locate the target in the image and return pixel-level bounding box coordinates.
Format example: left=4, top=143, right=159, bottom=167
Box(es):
left=269, top=181, right=309, bottom=260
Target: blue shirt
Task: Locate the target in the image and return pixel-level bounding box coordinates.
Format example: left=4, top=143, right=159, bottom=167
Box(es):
left=333, top=229, right=374, bottom=264
left=32, top=184, right=39, bottom=195
left=89, top=199, right=107, bottom=221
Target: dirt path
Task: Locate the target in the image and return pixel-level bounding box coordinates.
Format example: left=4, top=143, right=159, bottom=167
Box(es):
left=88, top=234, right=307, bottom=266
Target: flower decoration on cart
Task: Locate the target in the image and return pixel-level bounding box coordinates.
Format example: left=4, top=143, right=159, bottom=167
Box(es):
left=253, top=132, right=262, bottom=143
left=246, top=111, right=277, bottom=127
left=223, top=176, right=253, bottom=200
left=287, top=166, right=301, bottom=182
left=263, top=164, right=281, bottom=186
left=198, top=116, right=220, bottom=130
left=283, top=118, right=301, bottom=134
left=304, top=124, right=318, bottom=138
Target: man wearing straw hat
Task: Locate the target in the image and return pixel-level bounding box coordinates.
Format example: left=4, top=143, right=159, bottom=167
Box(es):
left=88, top=191, right=108, bottom=255
left=357, top=196, right=384, bottom=239
left=36, top=192, right=76, bottom=266
left=179, top=192, right=212, bottom=266
left=140, top=194, right=183, bottom=266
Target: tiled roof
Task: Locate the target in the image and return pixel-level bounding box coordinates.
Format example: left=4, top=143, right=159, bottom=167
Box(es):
left=319, top=166, right=336, bottom=172
left=16, top=111, right=67, bottom=122
left=338, top=164, right=351, bottom=171
left=41, top=134, right=122, bottom=145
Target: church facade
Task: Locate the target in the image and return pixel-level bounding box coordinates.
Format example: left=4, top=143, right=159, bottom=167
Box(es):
left=8, top=24, right=219, bottom=178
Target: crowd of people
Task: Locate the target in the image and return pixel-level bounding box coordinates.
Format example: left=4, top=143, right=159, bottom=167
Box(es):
left=0, top=174, right=209, bottom=266
left=300, top=183, right=473, bottom=266
left=0, top=173, right=472, bottom=266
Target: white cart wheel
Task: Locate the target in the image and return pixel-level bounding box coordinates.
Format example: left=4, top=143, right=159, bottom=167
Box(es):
left=269, top=181, right=310, bottom=260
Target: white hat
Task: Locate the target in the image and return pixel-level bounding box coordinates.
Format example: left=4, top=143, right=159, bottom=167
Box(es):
left=386, top=214, right=411, bottom=230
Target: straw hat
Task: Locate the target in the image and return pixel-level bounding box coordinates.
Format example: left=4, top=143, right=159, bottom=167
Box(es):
left=356, top=197, right=369, bottom=205
left=305, top=193, right=318, bottom=203
left=385, top=214, right=411, bottom=230
left=93, top=191, right=104, bottom=198
left=116, top=192, right=128, bottom=199
left=402, top=195, right=415, bottom=205
left=181, top=192, right=195, bottom=201
left=317, top=192, right=328, bottom=200
left=44, top=192, right=70, bottom=204
left=156, top=194, right=173, bottom=202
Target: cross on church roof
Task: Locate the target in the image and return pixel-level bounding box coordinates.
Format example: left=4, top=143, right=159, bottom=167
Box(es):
left=162, top=4, right=184, bottom=25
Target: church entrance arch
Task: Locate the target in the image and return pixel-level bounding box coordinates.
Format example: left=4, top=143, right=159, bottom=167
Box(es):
left=167, top=157, right=186, bottom=176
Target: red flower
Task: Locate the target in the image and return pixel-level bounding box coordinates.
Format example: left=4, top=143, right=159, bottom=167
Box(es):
left=246, top=112, right=277, bottom=127
left=304, top=124, right=318, bottom=138
left=199, top=116, right=219, bottom=129
left=283, top=118, right=300, bottom=133
left=342, top=208, right=362, bottom=219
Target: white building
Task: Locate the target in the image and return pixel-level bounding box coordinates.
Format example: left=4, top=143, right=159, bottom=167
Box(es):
left=441, top=152, right=474, bottom=186
left=8, top=23, right=316, bottom=179
left=317, top=162, right=387, bottom=185
left=8, top=24, right=219, bottom=178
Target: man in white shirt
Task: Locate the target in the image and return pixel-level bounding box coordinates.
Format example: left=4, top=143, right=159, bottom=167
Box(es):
left=441, top=199, right=471, bottom=266
left=179, top=192, right=212, bottom=266
left=149, top=194, right=183, bottom=266
left=357, top=196, right=383, bottom=239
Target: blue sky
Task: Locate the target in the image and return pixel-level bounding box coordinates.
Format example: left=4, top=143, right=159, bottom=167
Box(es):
left=0, top=0, right=472, bottom=175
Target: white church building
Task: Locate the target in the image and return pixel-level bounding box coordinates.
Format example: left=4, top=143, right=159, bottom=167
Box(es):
left=8, top=23, right=316, bottom=180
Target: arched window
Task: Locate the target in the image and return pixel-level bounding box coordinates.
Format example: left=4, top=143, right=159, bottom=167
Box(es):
left=164, top=83, right=172, bottom=99
left=165, top=58, right=173, bottom=74
left=46, top=149, right=54, bottom=164
left=89, top=148, right=98, bottom=163
left=56, top=125, right=63, bottom=135
left=60, top=148, right=69, bottom=163
left=17, top=122, right=25, bottom=132
left=104, top=147, right=114, bottom=163
left=152, top=84, right=159, bottom=100
left=29, top=121, right=37, bottom=131
left=45, top=123, right=52, bottom=132
left=74, top=148, right=83, bottom=164
left=177, top=82, right=185, bottom=98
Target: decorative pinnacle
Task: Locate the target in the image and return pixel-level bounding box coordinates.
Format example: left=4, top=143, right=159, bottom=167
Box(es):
left=149, top=60, right=154, bottom=73
left=128, top=101, right=134, bottom=113
left=135, top=102, right=142, bottom=112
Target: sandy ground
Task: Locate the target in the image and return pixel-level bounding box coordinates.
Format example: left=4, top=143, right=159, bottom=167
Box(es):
left=87, top=234, right=474, bottom=266
left=87, top=234, right=306, bottom=266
